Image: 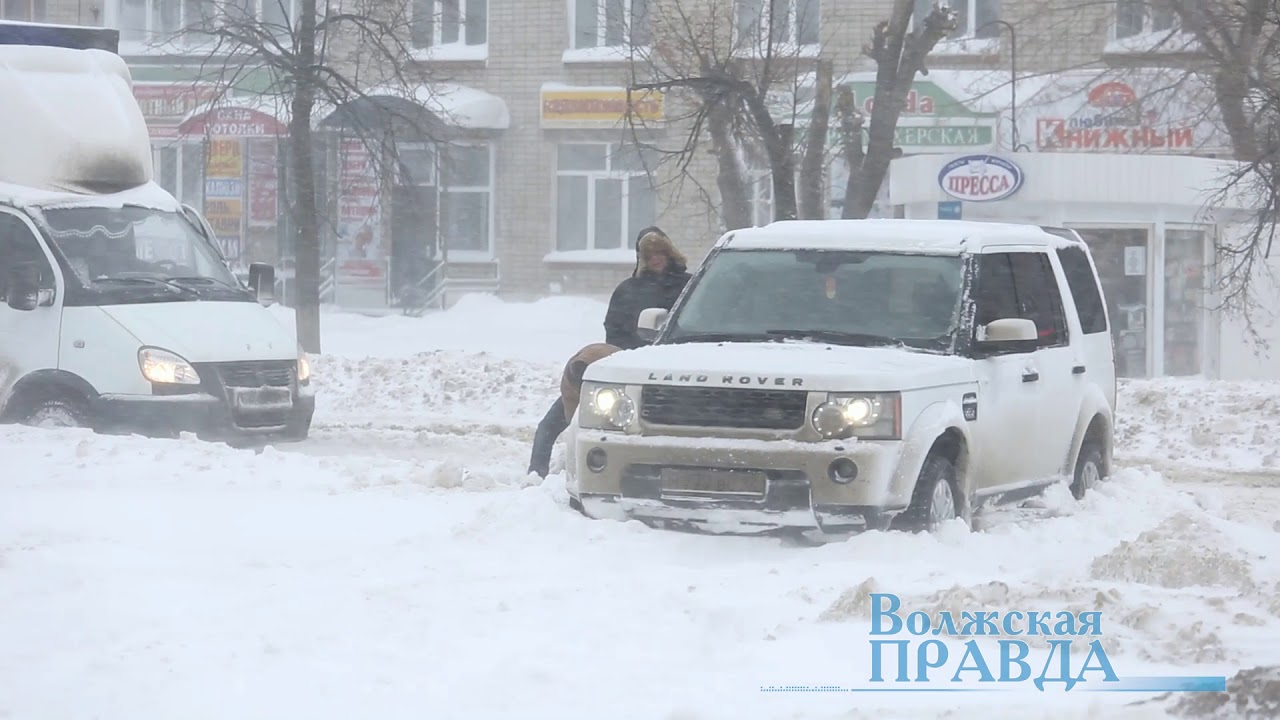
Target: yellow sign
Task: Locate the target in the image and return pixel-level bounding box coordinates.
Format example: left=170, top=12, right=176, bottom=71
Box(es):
left=204, top=197, right=243, bottom=236
left=540, top=88, right=665, bottom=128
left=207, top=139, right=243, bottom=177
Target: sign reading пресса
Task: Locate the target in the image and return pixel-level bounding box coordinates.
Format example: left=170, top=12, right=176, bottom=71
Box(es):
left=938, top=154, right=1024, bottom=203
left=761, top=592, right=1230, bottom=694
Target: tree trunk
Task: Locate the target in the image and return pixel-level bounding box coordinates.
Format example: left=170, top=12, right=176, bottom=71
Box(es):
left=708, top=99, right=753, bottom=230
left=771, top=124, right=798, bottom=221
left=798, top=60, right=833, bottom=220
left=291, top=0, right=321, bottom=353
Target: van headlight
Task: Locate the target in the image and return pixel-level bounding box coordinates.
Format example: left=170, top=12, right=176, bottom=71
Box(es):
left=579, top=381, right=635, bottom=431
left=138, top=347, right=201, bottom=385
left=297, top=347, right=311, bottom=384
left=812, top=392, right=901, bottom=440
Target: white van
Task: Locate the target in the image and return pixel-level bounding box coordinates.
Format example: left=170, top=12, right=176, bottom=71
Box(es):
left=566, top=219, right=1116, bottom=537
left=0, top=23, right=314, bottom=446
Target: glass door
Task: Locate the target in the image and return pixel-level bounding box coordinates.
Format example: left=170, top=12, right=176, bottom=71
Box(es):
left=1070, top=227, right=1151, bottom=378
left=1163, top=228, right=1208, bottom=376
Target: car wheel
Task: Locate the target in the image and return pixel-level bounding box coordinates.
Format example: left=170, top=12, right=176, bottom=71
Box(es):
left=895, top=454, right=961, bottom=533
left=1071, top=441, right=1105, bottom=500
left=23, top=396, right=90, bottom=430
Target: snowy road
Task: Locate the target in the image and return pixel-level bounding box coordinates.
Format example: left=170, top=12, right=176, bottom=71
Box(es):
left=5, top=298, right=1280, bottom=719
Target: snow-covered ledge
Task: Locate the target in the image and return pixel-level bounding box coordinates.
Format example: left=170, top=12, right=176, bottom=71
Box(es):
left=1105, top=30, right=1199, bottom=56
left=544, top=249, right=638, bottom=266
left=562, top=46, right=647, bottom=64
left=409, top=43, right=489, bottom=63
left=929, top=37, right=1000, bottom=57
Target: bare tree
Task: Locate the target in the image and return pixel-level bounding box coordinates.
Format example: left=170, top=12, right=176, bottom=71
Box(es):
left=624, top=0, right=957, bottom=230
left=168, top=0, right=442, bottom=353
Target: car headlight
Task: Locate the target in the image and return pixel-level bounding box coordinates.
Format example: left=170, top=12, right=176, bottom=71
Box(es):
left=297, top=347, right=311, bottom=384
left=579, top=381, right=635, bottom=431
left=138, top=347, right=201, bottom=385
left=811, top=392, right=901, bottom=440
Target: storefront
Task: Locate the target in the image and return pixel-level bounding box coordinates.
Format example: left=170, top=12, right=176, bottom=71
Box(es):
left=887, top=151, right=1262, bottom=380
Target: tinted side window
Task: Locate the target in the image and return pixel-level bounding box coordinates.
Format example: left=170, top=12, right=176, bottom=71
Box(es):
left=0, top=213, right=54, bottom=297
left=1056, top=245, right=1109, bottom=334
left=973, top=253, right=1019, bottom=328
left=1010, top=252, right=1068, bottom=347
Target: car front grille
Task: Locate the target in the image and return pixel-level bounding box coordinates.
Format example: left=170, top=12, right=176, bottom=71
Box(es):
left=640, top=385, right=809, bottom=430
left=214, top=360, right=295, bottom=388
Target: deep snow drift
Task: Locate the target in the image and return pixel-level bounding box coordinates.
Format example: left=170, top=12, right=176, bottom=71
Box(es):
left=4, top=295, right=1280, bottom=720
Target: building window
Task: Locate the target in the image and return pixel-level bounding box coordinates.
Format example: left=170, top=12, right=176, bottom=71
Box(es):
left=1163, top=229, right=1206, bottom=376
left=1, top=0, right=45, bottom=21
left=114, top=0, right=303, bottom=47
left=555, top=142, right=657, bottom=252
left=441, top=143, right=493, bottom=255
left=413, top=0, right=487, bottom=48
left=571, top=0, right=649, bottom=49
left=912, top=0, right=1001, bottom=40
left=1114, top=0, right=1177, bottom=39
left=151, top=141, right=206, bottom=209
left=735, top=0, right=820, bottom=49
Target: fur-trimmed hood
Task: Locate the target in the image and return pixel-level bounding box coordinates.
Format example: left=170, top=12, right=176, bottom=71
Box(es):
left=632, top=226, right=688, bottom=277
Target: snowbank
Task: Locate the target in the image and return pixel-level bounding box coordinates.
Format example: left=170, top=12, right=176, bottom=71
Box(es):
left=2, top=426, right=1278, bottom=719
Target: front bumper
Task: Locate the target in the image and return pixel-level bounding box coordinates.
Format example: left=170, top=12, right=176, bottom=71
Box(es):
left=573, top=432, right=911, bottom=534
left=92, top=387, right=315, bottom=447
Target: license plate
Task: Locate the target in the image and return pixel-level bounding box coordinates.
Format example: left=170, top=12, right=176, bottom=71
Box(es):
left=660, top=468, right=767, bottom=498
left=233, top=387, right=292, bottom=409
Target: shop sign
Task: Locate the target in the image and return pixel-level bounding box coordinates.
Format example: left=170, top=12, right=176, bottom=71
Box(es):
left=133, top=83, right=220, bottom=127
left=826, top=78, right=996, bottom=151
left=938, top=154, right=1024, bottom=202
left=1034, top=79, right=1197, bottom=152
left=540, top=87, right=665, bottom=128
left=179, top=106, right=287, bottom=138
left=248, top=139, right=279, bottom=227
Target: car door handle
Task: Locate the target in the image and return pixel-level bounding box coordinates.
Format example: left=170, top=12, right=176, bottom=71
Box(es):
left=1072, top=365, right=1086, bottom=375
left=1022, top=371, right=1039, bottom=383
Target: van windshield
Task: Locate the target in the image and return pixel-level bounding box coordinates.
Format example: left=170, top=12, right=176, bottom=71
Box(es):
left=664, top=249, right=965, bottom=352
left=34, top=205, right=247, bottom=301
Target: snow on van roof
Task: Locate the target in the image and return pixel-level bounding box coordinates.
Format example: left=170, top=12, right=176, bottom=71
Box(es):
left=0, top=180, right=181, bottom=212
left=718, top=219, right=1074, bottom=253
left=0, top=43, right=154, bottom=195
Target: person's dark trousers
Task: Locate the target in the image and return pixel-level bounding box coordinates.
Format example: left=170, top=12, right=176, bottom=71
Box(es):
left=529, top=398, right=571, bottom=477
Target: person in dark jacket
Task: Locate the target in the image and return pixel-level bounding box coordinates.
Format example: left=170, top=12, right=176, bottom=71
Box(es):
left=603, top=227, right=693, bottom=350
left=527, top=342, right=622, bottom=478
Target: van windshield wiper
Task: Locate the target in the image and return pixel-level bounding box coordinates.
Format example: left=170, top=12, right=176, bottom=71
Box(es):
left=165, top=276, right=249, bottom=294
left=91, top=276, right=199, bottom=298
left=764, top=329, right=904, bottom=348
left=664, top=332, right=778, bottom=345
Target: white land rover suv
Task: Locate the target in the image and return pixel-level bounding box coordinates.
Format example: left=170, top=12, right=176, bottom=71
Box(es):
left=564, top=219, right=1116, bottom=536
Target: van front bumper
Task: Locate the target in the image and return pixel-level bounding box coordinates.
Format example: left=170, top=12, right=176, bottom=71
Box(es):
left=573, top=433, right=912, bottom=535
left=92, top=388, right=315, bottom=447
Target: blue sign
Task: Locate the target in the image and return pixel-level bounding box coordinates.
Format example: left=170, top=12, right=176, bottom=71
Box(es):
left=938, top=201, right=962, bottom=219
left=938, top=154, right=1024, bottom=203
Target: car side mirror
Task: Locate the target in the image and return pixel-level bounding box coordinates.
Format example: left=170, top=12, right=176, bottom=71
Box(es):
left=975, top=318, right=1039, bottom=355
left=636, top=307, right=669, bottom=342
left=248, top=262, right=276, bottom=306
left=6, top=262, right=40, bottom=311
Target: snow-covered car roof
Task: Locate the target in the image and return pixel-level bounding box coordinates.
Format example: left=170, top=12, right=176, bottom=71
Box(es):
left=718, top=219, right=1077, bottom=255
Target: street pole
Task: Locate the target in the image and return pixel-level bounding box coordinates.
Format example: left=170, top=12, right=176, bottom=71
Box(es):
left=977, top=20, right=1029, bottom=152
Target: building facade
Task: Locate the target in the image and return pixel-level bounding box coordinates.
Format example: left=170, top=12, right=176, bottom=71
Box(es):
left=12, top=0, right=1272, bottom=379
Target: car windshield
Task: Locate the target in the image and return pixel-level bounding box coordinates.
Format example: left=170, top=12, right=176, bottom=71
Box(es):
left=34, top=205, right=245, bottom=299
left=664, top=248, right=965, bottom=351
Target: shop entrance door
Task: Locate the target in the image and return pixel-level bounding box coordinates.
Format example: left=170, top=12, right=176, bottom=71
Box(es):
left=1070, top=227, right=1151, bottom=378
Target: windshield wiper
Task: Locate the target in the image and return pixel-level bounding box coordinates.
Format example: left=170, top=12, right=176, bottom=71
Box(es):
left=91, top=276, right=199, bottom=298
left=764, top=329, right=904, bottom=348
left=664, top=332, right=778, bottom=345
left=165, top=276, right=247, bottom=292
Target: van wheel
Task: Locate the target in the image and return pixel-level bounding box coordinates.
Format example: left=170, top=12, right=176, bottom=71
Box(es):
left=23, top=396, right=90, bottom=430
left=1071, top=442, right=1105, bottom=500
left=895, top=454, right=960, bottom=533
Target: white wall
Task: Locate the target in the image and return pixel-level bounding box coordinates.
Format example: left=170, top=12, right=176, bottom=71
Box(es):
left=1215, top=226, right=1280, bottom=381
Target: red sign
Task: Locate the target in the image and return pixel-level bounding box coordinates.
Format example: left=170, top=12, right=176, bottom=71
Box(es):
left=1087, top=81, right=1137, bottom=108
left=248, top=139, right=279, bottom=226
left=179, top=106, right=287, bottom=137
left=133, top=84, right=220, bottom=124
left=1036, top=119, right=1195, bottom=151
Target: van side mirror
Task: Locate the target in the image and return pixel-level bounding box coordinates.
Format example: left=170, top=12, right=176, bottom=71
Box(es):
left=637, top=307, right=669, bottom=342
left=248, top=262, right=276, bottom=306
left=975, top=318, right=1038, bottom=355
left=6, top=262, right=40, bottom=311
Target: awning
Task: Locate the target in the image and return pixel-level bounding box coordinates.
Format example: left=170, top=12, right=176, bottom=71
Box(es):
left=178, top=94, right=290, bottom=137
left=315, top=82, right=510, bottom=133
